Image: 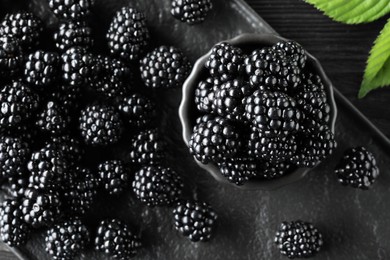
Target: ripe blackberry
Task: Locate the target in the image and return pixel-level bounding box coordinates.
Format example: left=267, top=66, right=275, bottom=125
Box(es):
left=24, top=50, right=60, bottom=88
left=46, top=135, right=84, bottom=167
left=49, top=0, right=96, bottom=20
left=275, top=220, right=323, bottom=259
left=188, top=116, right=241, bottom=163
left=98, top=160, right=129, bottom=195
left=36, top=101, right=70, bottom=135
left=95, top=219, right=141, bottom=259
left=45, top=218, right=90, bottom=260
left=117, top=94, right=156, bottom=128
left=140, top=46, right=191, bottom=88
left=48, top=84, right=81, bottom=114
left=79, top=105, right=123, bottom=146
left=132, top=165, right=184, bottom=206
left=218, top=157, right=257, bottom=185
left=0, top=36, right=23, bottom=78
left=335, top=147, right=379, bottom=190
left=205, top=42, right=244, bottom=82
left=107, top=7, right=149, bottom=61
left=5, top=175, right=29, bottom=198
left=194, top=77, right=220, bottom=113
left=244, top=90, right=302, bottom=137
left=54, top=21, right=93, bottom=51
left=258, top=161, right=292, bottom=180
left=171, top=0, right=213, bottom=25
left=173, top=200, right=217, bottom=242
left=0, top=199, right=30, bottom=247
left=21, top=188, right=62, bottom=228
left=128, top=129, right=164, bottom=165
left=0, top=136, right=30, bottom=179
left=0, top=12, right=42, bottom=50
left=0, top=80, right=40, bottom=128
left=273, top=41, right=307, bottom=70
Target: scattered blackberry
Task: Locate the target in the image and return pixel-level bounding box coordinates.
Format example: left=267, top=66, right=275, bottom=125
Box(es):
left=335, top=147, right=379, bottom=190
left=95, top=219, right=141, bottom=259
left=188, top=116, right=241, bottom=163
left=274, top=220, right=323, bottom=259
left=132, top=165, right=184, bottom=206
left=258, top=161, right=292, bottom=180
left=171, top=0, right=213, bottom=25
left=98, top=160, right=129, bottom=195
left=79, top=105, right=123, bottom=146
left=24, top=50, right=60, bottom=88
left=0, top=80, right=40, bottom=128
left=0, top=12, right=42, bottom=49
left=117, top=94, right=156, bottom=128
left=45, top=218, right=90, bottom=260
left=36, top=101, right=70, bottom=135
left=128, top=129, right=164, bottom=165
left=21, top=188, right=62, bottom=228
left=273, top=41, right=307, bottom=70
left=0, top=36, right=23, bottom=78
left=107, top=7, right=149, bottom=61
left=194, top=77, right=220, bottom=113
left=0, top=136, right=30, bottom=179
left=140, top=46, right=191, bottom=88
left=54, top=21, right=93, bottom=51
left=0, top=199, right=30, bottom=247
left=244, top=90, right=302, bottom=137
left=218, top=157, right=258, bottom=185
left=46, top=135, right=84, bottom=167
left=205, top=42, right=244, bottom=82
left=48, top=84, right=81, bottom=114
left=49, top=0, right=96, bottom=20
left=173, top=200, right=217, bottom=242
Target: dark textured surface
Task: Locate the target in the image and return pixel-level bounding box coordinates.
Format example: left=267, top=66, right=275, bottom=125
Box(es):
left=1, top=0, right=390, bottom=259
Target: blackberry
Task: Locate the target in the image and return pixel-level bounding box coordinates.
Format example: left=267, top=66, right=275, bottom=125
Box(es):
left=21, top=188, right=62, bottom=228
left=188, top=116, right=241, bottom=163
left=48, top=84, right=81, bottom=114
left=45, top=218, right=90, bottom=260
left=54, top=21, right=93, bottom=51
left=128, top=129, right=164, bottom=165
left=171, top=0, right=213, bottom=25
left=49, top=0, right=96, bottom=20
left=117, top=94, right=156, bottom=128
left=173, top=200, right=217, bottom=242
left=0, top=80, right=40, bottom=128
left=0, top=36, right=23, bottom=78
left=36, top=101, right=71, bottom=135
left=218, top=157, right=258, bottom=185
left=258, top=161, right=292, bottom=180
left=46, top=135, right=84, bottom=166
left=273, top=41, right=307, bottom=70
left=205, top=42, right=244, bottom=81
left=5, top=174, right=29, bottom=198
left=140, top=46, right=191, bottom=88
left=95, top=219, right=141, bottom=259
left=194, top=77, right=220, bottom=113
left=132, top=165, right=184, bottom=206
left=335, top=147, right=379, bottom=190
left=79, top=105, right=123, bottom=146
left=212, top=79, right=252, bottom=121
left=98, top=160, right=129, bottom=195
left=24, top=50, right=60, bottom=88
left=0, top=199, right=30, bottom=246
left=274, top=220, right=323, bottom=259
left=0, top=136, right=30, bottom=179
left=0, top=12, right=42, bottom=50
left=107, top=7, right=149, bottom=61
left=244, top=90, right=302, bottom=137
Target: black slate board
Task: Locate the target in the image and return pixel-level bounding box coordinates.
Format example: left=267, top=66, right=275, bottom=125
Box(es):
left=2, top=0, right=390, bottom=259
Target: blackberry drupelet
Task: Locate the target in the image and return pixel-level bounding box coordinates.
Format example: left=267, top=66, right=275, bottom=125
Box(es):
left=95, top=219, right=141, bottom=259
left=335, top=147, right=379, bottom=190
left=117, top=94, right=156, bottom=128
left=132, top=165, right=184, bottom=206
left=49, top=0, right=96, bottom=20
left=173, top=200, right=217, bottom=242
left=107, top=7, right=149, bottom=61
left=0, top=136, right=29, bottom=179
left=45, top=218, right=90, bottom=260
left=48, top=84, right=81, bottom=114
left=0, top=36, right=23, bottom=78
left=205, top=42, right=244, bottom=82
left=218, top=157, right=258, bottom=185
left=274, top=220, right=323, bottom=259
left=54, top=21, right=93, bottom=51
left=46, top=135, right=84, bottom=166
left=129, top=129, right=164, bottom=165
left=79, top=105, right=123, bottom=146
left=22, top=188, right=62, bottom=228
left=24, top=50, right=60, bottom=88
left=0, top=12, right=42, bottom=49
left=0, top=199, right=30, bottom=247
left=140, top=46, right=191, bottom=88
left=98, top=160, right=129, bottom=195
left=194, top=77, right=220, bottom=113
left=273, top=41, right=307, bottom=70
left=171, top=0, right=213, bottom=25
left=258, top=161, right=292, bottom=180
left=36, top=101, right=70, bottom=135
left=244, top=90, right=302, bottom=137
left=0, top=80, right=40, bottom=128
left=188, top=115, right=241, bottom=163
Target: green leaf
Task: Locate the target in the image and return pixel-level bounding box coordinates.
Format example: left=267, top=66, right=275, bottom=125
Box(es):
left=359, top=18, right=390, bottom=98
left=305, top=0, right=390, bottom=24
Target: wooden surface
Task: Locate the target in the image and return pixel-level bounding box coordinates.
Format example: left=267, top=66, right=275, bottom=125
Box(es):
left=1, top=0, right=389, bottom=259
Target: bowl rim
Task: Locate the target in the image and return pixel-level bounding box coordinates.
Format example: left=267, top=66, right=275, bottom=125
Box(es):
left=179, top=33, right=338, bottom=190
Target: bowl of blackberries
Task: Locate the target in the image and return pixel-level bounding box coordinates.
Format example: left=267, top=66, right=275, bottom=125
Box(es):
left=180, top=33, right=338, bottom=189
